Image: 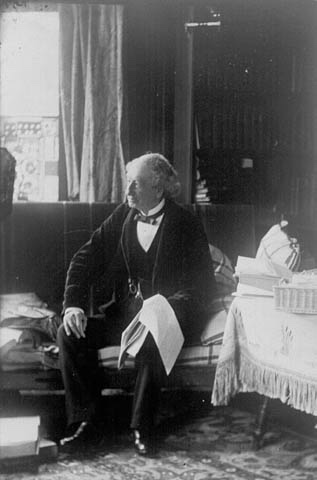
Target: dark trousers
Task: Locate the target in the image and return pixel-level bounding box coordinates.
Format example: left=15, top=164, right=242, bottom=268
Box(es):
left=57, top=317, right=167, bottom=433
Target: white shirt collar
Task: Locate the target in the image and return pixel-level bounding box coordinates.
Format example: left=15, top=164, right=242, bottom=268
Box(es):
left=140, top=198, right=165, bottom=217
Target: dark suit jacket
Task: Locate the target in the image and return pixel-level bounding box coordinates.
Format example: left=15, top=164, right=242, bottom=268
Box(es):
left=63, top=199, right=216, bottom=342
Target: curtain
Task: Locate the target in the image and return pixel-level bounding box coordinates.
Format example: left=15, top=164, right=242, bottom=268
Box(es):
left=59, top=4, right=126, bottom=202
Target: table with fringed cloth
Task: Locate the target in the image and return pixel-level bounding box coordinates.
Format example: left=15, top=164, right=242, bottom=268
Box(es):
left=212, top=295, right=317, bottom=416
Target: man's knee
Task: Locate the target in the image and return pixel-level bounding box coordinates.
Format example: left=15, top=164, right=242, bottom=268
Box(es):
left=57, top=324, right=65, bottom=343
left=137, top=334, right=160, bottom=363
left=57, top=323, right=74, bottom=349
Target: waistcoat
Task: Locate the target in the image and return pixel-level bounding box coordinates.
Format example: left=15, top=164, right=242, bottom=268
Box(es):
left=125, top=221, right=162, bottom=299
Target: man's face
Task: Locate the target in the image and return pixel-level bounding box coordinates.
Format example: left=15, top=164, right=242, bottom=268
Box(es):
left=126, top=161, right=162, bottom=214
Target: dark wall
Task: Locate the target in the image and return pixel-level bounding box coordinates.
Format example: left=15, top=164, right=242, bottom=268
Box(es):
left=123, top=1, right=178, bottom=161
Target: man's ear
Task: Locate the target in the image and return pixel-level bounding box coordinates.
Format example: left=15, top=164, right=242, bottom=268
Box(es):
left=155, top=186, right=164, bottom=200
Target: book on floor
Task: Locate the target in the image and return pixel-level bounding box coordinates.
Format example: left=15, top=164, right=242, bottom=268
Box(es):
left=39, top=438, right=58, bottom=461
left=0, top=416, right=40, bottom=459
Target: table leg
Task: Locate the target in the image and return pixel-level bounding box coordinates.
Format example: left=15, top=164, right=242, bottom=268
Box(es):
left=252, top=396, right=269, bottom=450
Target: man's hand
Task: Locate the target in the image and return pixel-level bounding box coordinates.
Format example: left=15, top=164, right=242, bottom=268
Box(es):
left=63, top=308, right=87, bottom=338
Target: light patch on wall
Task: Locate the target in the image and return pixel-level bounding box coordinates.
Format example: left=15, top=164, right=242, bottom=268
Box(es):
left=0, top=11, right=59, bottom=117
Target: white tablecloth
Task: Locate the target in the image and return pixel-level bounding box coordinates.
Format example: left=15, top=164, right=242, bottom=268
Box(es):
left=212, top=295, right=317, bottom=416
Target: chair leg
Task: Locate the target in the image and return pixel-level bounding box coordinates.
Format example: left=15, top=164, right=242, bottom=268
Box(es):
left=252, top=396, right=269, bottom=450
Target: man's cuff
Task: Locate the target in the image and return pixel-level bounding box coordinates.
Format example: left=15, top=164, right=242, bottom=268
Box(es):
left=64, top=307, right=85, bottom=316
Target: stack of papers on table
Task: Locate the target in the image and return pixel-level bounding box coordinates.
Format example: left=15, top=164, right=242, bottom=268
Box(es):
left=292, top=271, right=317, bottom=287
left=234, top=256, right=292, bottom=297
left=235, top=283, right=275, bottom=297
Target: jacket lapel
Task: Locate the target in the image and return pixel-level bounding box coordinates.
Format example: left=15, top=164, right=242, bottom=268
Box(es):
left=120, top=207, right=138, bottom=276
left=152, top=200, right=180, bottom=290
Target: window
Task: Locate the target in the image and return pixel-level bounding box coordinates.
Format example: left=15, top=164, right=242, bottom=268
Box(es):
left=0, top=11, right=59, bottom=201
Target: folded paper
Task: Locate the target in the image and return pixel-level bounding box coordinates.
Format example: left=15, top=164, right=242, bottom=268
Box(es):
left=118, top=294, right=184, bottom=375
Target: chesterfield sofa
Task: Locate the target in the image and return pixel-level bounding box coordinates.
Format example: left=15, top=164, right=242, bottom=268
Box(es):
left=0, top=202, right=255, bottom=395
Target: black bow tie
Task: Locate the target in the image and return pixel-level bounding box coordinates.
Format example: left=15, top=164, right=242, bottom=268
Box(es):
left=134, top=208, right=165, bottom=225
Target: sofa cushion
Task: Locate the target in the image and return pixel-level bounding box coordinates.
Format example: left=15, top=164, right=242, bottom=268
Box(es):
left=209, top=245, right=237, bottom=297
left=256, top=221, right=301, bottom=272
left=200, top=308, right=229, bottom=346
left=98, top=343, right=222, bottom=370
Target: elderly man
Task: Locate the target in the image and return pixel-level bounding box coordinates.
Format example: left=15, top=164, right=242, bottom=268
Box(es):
left=57, top=153, right=216, bottom=455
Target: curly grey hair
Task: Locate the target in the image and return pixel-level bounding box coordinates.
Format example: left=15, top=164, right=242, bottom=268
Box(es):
left=126, top=153, right=181, bottom=198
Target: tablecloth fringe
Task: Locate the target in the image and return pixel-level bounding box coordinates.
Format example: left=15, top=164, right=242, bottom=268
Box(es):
left=211, top=357, right=239, bottom=406
left=212, top=353, right=317, bottom=416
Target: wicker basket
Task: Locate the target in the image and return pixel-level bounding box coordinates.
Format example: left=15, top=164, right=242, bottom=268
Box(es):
left=273, top=284, right=317, bottom=314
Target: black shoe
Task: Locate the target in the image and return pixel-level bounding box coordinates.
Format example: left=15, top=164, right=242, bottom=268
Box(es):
left=59, top=422, right=103, bottom=453
left=133, top=429, right=153, bottom=456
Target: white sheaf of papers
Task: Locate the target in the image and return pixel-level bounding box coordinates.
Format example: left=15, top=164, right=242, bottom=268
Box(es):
left=0, top=327, right=23, bottom=357
left=234, top=256, right=292, bottom=297
left=118, top=294, right=184, bottom=375
left=292, top=271, right=317, bottom=287
left=0, top=327, right=23, bottom=346
left=234, top=283, right=274, bottom=297
left=235, top=256, right=292, bottom=279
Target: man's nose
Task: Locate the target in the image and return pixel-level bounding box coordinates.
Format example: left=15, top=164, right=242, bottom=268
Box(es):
left=126, top=181, right=135, bottom=194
